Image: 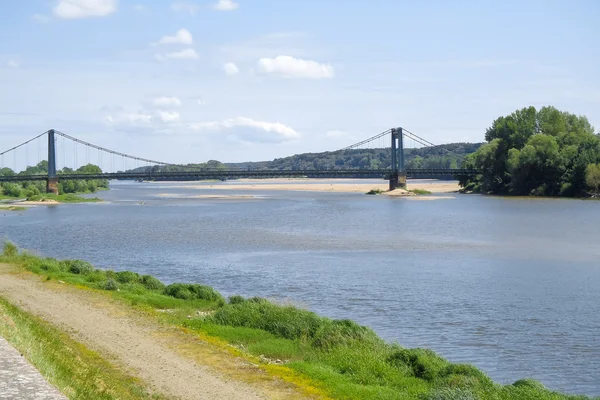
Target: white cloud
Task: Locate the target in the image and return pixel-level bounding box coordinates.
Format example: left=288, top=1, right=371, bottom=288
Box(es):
left=32, top=14, right=52, bottom=23
left=326, top=130, right=349, bottom=138
left=171, top=1, right=200, bottom=14
left=157, top=111, right=180, bottom=123
left=105, top=112, right=153, bottom=126
left=155, top=48, right=199, bottom=61
left=6, top=60, right=20, bottom=69
left=213, top=0, right=239, bottom=11
left=53, top=0, right=118, bottom=19
left=223, top=62, right=239, bottom=76
left=157, top=29, right=193, bottom=45
left=133, top=4, right=147, bottom=12
left=152, top=96, right=182, bottom=108
left=258, top=55, right=334, bottom=79
left=189, top=116, right=299, bottom=143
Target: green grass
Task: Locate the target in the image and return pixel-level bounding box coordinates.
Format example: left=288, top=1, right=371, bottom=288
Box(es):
left=366, top=188, right=385, bottom=195
left=0, top=297, right=163, bottom=400
left=1, top=242, right=596, bottom=400
left=26, top=193, right=101, bottom=203
left=409, top=189, right=432, bottom=195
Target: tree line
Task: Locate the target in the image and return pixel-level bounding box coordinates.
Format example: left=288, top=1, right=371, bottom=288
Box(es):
left=0, top=162, right=108, bottom=198
left=460, top=106, right=600, bottom=197
left=225, top=143, right=482, bottom=171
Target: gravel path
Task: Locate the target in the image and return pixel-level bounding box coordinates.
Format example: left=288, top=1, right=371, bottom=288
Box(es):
left=0, top=337, right=66, bottom=400
left=0, top=265, right=301, bottom=400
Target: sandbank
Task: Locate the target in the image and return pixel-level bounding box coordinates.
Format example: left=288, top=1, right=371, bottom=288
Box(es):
left=160, top=179, right=460, bottom=194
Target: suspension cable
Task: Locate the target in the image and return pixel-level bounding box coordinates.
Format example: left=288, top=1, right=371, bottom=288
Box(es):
left=340, top=129, right=391, bottom=151
left=0, top=130, right=49, bottom=156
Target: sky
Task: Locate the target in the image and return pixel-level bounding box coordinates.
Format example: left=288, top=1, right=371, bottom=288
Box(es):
left=1, top=0, right=599, bottom=167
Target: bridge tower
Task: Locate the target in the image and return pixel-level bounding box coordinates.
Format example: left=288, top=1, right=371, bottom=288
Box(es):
left=47, top=129, right=59, bottom=194
left=389, top=127, right=406, bottom=190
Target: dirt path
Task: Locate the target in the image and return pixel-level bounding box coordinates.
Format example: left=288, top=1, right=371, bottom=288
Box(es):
left=0, top=265, right=307, bottom=400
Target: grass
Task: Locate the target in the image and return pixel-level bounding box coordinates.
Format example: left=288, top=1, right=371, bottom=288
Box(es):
left=26, top=193, right=102, bottom=203
left=409, top=189, right=432, bottom=195
left=0, top=298, right=163, bottom=400
left=366, top=188, right=385, bottom=195
left=1, top=241, right=597, bottom=400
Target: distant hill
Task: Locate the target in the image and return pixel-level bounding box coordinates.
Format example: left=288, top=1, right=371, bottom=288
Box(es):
left=225, top=143, right=483, bottom=171
left=123, top=143, right=483, bottom=173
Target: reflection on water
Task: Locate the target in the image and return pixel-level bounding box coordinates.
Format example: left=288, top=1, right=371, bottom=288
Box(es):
left=1, top=180, right=599, bottom=396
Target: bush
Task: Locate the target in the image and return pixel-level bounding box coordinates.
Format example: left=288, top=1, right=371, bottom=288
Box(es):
left=39, top=258, right=64, bottom=273
left=2, top=242, right=18, bottom=257
left=140, top=275, right=165, bottom=291
left=228, top=295, right=246, bottom=305
left=61, top=260, right=94, bottom=275
left=104, top=278, right=118, bottom=291
left=386, top=348, right=450, bottom=381
left=86, top=271, right=107, bottom=284
left=311, top=319, right=380, bottom=349
left=115, top=271, right=141, bottom=284
left=512, top=378, right=546, bottom=390
left=164, top=283, right=224, bottom=303
left=211, top=301, right=324, bottom=341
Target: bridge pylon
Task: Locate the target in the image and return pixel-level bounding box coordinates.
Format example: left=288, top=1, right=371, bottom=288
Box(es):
left=46, top=129, right=58, bottom=194
left=389, top=127, right=406, bottom=190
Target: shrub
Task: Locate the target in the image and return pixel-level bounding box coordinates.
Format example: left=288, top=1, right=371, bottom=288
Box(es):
left=311, top=319, right=380, bottom=349
left=140, top=275, right=165, bottom=291
left=61, top=260, right=94, bottom=275
left=228, top=295, right=246, bottom=305
left=188, top=284, right=223, bottom=302
left=86, top=271, right=107, bottom=284
left=164, top=283, right=224, bottom=303
left=2, top=242, right=18, bottom=257
left=115, top=271, right=141, bottom=284
left=211, top=301, right=324, bottom=340
left=512, top=378, right=546, bottom=390
left=39, top=258, right=63, bottom=273
left=386, top=348, right=450, bottom=381
left=104, top=278, right=118, bottom=291
left=366, top=188, right=384, bottom=195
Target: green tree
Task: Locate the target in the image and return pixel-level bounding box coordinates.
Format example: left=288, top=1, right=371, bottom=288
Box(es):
left=462, top=106, right=598, bottom=197
left=586, top=164, right=600, bottom=194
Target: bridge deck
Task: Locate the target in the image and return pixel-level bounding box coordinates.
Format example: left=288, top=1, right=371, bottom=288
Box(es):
left=0, top=169, right=477, bottom=182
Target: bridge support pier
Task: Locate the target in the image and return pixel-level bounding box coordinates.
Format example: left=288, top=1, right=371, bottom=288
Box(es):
left=46, top=178, right=59, bottom=195
left=389, top=128, right=406, bottom=190
left=46, top=129, right=58, bottom=194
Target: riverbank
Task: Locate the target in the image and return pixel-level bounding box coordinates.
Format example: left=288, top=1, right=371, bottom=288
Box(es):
left=0, top=193, right=100, bottom=207
left=0, top=243, right=592, bottom=400
left=159, top=179, right=460, bottom=194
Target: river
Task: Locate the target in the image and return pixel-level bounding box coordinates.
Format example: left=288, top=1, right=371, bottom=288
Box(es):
left=1, top=180, right=599, bottom=396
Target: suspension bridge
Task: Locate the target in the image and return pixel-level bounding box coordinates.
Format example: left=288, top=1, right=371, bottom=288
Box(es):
left=0, top=128, right=477, bottom=194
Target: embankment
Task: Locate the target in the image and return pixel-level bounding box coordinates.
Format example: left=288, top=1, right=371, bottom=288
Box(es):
left=0, top=244, right=595, bottom=400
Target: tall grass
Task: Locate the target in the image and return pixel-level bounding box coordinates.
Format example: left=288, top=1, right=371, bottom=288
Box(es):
left=1, top=242, right=596, bottom=400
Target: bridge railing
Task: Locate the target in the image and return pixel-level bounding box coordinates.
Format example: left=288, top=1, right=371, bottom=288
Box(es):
left=0, top=168, right=479, bottom=183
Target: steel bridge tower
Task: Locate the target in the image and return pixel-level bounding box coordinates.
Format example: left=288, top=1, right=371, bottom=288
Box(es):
left=389, top=127, right=406, bottom=190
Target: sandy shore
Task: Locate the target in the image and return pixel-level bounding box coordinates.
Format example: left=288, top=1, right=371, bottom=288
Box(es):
left=163, top=179, right=460, bottom=194
left=16, top=200, right=60, bottom=206
left=157, top=194, right=258, bottom=199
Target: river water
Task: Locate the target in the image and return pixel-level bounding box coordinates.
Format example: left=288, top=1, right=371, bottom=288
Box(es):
left=1, top=180, right=599, bottom=396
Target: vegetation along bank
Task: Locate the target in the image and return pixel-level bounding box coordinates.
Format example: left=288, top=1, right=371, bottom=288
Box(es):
left=0, top=162, right=107, bottom=203
left=0, top=242, right=596, bottom=400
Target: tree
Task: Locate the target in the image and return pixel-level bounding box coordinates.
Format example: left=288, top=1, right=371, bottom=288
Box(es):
left=586, top=164, right=600, bottom=194
left=462, top=106, right=599, bottom=197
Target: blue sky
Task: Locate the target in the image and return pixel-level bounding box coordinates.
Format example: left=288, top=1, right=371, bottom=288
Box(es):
left=1, top=0, right=599, bottom=166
